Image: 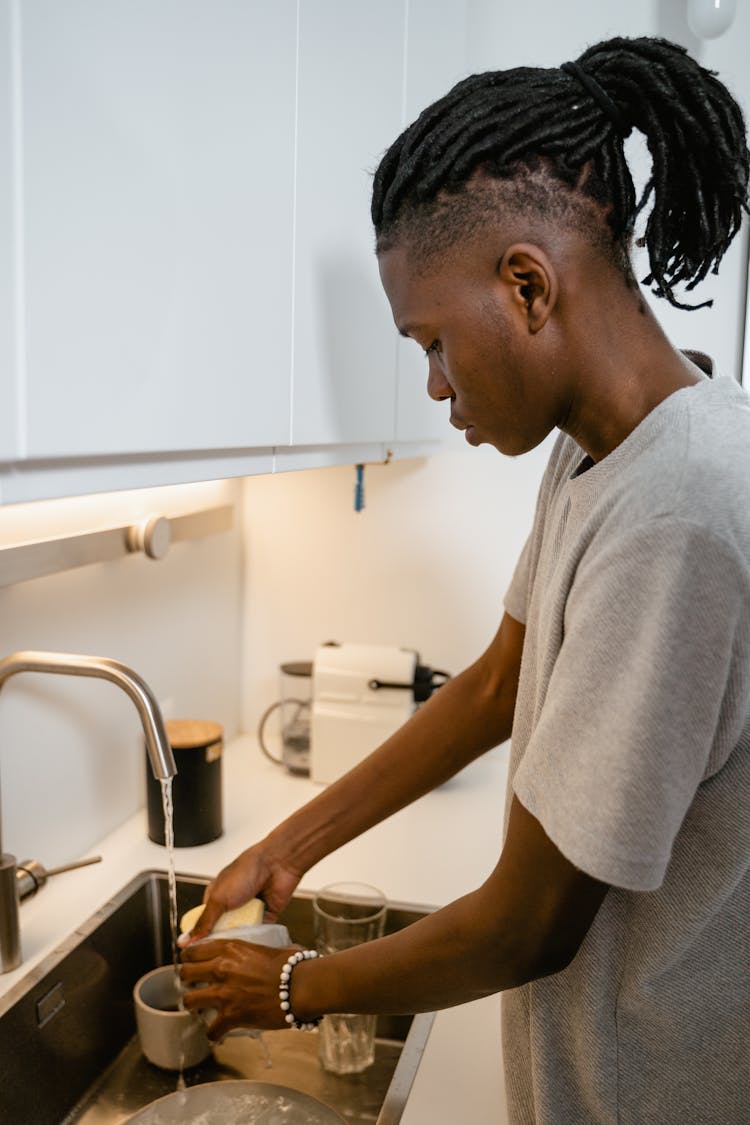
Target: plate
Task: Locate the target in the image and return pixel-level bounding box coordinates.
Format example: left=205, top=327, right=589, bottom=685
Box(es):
left=126, top=1079, right=348, bottom=1124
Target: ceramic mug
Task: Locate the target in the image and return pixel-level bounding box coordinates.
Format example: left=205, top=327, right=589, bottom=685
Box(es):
left=133, top=965, right=211, bottom=1070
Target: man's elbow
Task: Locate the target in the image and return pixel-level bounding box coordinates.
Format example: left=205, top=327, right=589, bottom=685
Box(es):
left=483, top=922, right=590, bottom=992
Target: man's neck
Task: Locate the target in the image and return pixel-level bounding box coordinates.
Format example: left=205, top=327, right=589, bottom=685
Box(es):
left=559, top=304, right=706, bottom=463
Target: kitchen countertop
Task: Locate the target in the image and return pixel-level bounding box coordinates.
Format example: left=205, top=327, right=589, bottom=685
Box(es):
left=1, top=735, right=511, bottom=1125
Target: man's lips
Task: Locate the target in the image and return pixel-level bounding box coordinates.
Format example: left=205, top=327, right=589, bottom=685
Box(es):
left=451, top=415, right=478, bottom=444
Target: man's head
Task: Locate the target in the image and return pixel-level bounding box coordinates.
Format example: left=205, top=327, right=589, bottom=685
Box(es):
left=373, top=36, right=748, bottom=310
left=378, top=191, right=589, bottom=457
left=372, top=36, right=748, bottom=455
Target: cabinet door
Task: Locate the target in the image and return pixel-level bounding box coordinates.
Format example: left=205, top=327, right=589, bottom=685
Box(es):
left=20, top=0, right=296, bottom=458
left=291, top=0, right=404, bottom=446
left=394, top=0, right=468, bottom=444
left=0, top=0, right=19, bottom=462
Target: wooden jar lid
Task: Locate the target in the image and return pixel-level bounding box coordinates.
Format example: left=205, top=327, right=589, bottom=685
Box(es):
left=165, top=719, right=224, bottom=750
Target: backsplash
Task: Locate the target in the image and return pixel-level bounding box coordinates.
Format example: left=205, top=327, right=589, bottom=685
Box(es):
left=240, top=435, right=552, bottom=739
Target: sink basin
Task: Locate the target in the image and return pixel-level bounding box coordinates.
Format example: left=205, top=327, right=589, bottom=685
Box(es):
left=0, top=870, right=435, bottom=1124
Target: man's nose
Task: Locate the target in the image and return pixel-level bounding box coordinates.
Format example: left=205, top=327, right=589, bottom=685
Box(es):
left=427, top=358, right=452, bottom=402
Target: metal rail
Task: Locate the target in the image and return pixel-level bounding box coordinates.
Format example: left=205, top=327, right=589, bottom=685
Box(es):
left=0, top=504, right=233, bottom=587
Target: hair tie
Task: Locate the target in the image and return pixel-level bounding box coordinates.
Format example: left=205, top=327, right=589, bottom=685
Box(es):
left=561, top=61, right=631, bottom=138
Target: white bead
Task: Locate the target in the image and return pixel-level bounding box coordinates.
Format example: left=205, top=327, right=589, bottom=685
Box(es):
left=279, top=949, right=323, bottom=1030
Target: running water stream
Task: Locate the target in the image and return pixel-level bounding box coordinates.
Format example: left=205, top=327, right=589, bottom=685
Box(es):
left=160, top=777, right=181, bottom=990
left=159, top=776, right=273, bottom=1084
left=159, top=777, right=189, bottom=1088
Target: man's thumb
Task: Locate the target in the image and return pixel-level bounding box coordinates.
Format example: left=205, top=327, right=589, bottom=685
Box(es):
left=178, top=900, right=224, bottom=947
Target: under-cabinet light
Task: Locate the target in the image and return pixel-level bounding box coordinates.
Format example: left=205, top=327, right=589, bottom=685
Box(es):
left=0, top=479, right=237, bottom=549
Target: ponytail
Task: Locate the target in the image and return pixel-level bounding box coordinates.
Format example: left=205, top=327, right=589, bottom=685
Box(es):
left=371, top=36, right=749, bottom=310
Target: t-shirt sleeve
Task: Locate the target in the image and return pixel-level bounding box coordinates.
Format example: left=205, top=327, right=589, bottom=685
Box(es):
left=512, top=516, right=750, bottom=892
left=504, top=533, right=532, bottom=625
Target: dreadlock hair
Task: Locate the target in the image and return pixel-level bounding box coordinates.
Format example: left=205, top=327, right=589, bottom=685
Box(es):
left=371, top=36, right=749, bottom=310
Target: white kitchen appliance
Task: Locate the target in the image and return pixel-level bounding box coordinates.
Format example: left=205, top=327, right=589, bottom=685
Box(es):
left=310, top=642, right=449, bottom=785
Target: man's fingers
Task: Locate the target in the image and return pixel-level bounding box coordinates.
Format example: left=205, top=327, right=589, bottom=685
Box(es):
left=180, top=961, right=218, bottom=988
left=181, top=982, right=221, bottom=1012
left=180, top=938, right=225, bottom=962
left=184, top=901, right=227, bottom=944
left=205, top=1014, right=233, bottom=1042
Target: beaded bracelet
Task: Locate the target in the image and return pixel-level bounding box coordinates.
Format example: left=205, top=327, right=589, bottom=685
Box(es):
left=279, top=949, right=322, bottom=1031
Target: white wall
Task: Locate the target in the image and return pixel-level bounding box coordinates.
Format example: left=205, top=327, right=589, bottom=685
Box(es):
left=240, top=0, right=750, bottom=735
left=0, top=479, right=243, bottom=865
left=241, top=430, right=551, bottom=736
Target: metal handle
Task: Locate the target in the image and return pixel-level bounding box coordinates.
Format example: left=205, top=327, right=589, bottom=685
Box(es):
left=368, top=679, right=414, bottom=691
left=17, top=855, right=102, bottom=900
left=0, top=504, right=233, bottom=588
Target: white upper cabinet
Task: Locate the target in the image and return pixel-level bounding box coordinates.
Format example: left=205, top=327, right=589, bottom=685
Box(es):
left=0, top=1, right=469, bottom=505
left=290, top=0, right=405, bottom=447
left=394, top=0, right=469, bottom=445
left=0, top=1, right=19, bottom=461
left=20, top=0, right=296, bottom=458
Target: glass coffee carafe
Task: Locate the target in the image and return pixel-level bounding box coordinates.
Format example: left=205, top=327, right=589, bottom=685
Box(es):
left=257, top=661, right=312, bottom=775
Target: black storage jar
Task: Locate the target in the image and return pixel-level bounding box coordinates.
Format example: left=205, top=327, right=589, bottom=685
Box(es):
left=146, top=718, right=224, bottom=847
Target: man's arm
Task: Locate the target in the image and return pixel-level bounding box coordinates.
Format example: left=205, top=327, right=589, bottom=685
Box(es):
left=182, top=794, right=609, bottom=1034
left=272, top=611, right=526, bottom=871
left=189, top=613, right=525, bottom=935
left=290, top=794, right=608, bottom=1018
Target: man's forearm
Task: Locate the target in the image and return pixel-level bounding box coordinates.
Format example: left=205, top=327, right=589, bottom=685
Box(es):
left=293, top=884, right=528, bottom=1018
left=181, top=794, right=608, bottom=1031
left=267, top=617, right=523, bottom=876
left=290, top=796, right=608, bottom=1019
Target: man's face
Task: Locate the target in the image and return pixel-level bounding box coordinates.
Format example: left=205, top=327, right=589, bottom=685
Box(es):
left=378, top=241, right=559, bottom=458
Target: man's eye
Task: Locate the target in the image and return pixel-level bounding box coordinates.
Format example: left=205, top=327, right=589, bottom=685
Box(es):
left=423, top=340, right=440, bottom=357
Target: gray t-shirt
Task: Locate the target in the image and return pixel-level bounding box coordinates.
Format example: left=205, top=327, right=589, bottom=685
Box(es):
left=502, top=371, right=750, bottom=1124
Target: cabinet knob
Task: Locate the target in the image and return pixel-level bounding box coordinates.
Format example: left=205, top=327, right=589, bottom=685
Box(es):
left=126, top=516, right=171, bottom=560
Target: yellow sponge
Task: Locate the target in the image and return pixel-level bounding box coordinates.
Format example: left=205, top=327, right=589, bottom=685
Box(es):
left=179, top=897, right=265, bottom=935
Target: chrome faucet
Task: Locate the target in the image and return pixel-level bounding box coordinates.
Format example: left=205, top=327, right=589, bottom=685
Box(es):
left=0, top=651, right=177, bottom=973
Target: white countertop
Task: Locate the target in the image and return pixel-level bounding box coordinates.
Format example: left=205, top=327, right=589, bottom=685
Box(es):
left=1, top=735, right=511, bottom=1124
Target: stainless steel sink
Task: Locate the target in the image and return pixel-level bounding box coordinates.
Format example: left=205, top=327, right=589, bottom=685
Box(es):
left=0, top=870, right=435, bottom=1124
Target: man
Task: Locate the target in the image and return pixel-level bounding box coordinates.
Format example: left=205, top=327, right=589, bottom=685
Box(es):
left=183, top=36, right=750, bottom=1122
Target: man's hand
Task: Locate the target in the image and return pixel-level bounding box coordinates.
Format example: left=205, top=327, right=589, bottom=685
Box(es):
left=180, top=940, right=304, bottom=1039
left=181, top=844, right=303, bottom=945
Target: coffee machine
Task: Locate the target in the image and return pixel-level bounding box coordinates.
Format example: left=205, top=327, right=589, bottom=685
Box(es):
left=258, top=643, right=450, bottom=783
left=309, top=642, right=449, bottom=784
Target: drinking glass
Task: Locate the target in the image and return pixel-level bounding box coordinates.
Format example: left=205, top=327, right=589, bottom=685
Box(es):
left=313, top=882, right=387, bottom=1074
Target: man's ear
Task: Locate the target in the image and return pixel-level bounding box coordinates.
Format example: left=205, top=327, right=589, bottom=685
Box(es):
left=498, top=243, right=558, bottom=333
